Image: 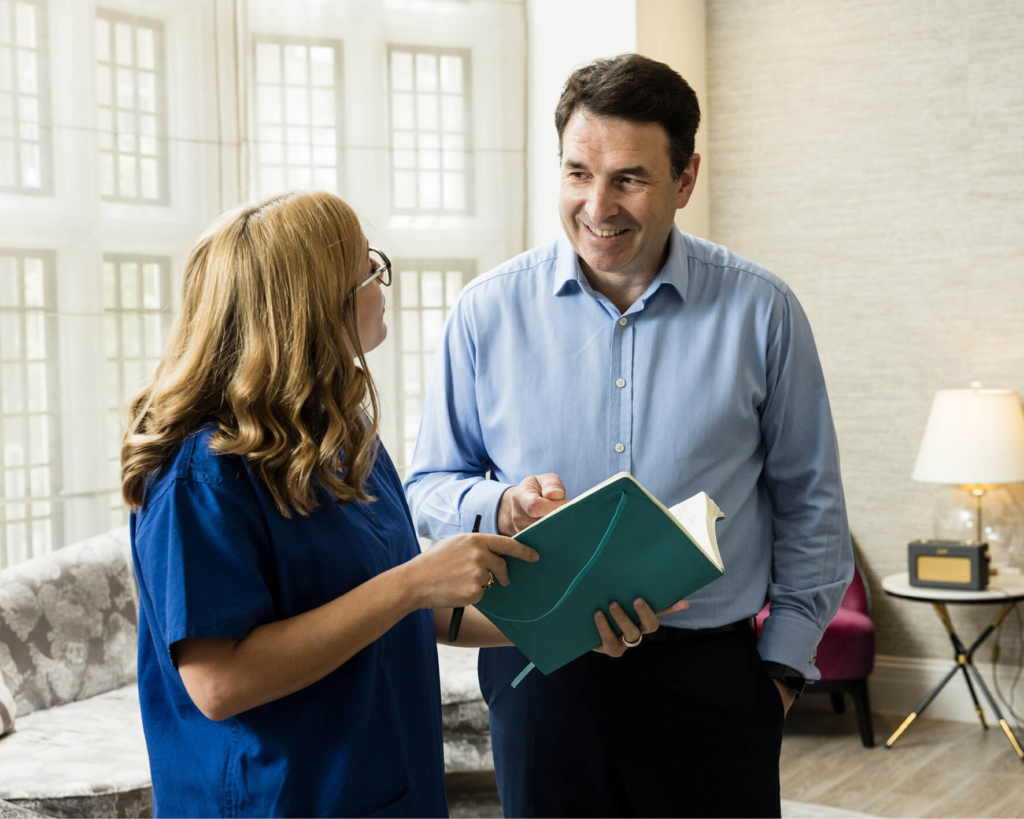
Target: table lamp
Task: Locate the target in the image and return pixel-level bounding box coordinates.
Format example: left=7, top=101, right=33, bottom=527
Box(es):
left=912, top=383, right=1024, bottom=565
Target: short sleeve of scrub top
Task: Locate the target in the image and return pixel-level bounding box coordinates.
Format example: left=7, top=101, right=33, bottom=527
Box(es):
left=131, top=427, right=448, bottom=818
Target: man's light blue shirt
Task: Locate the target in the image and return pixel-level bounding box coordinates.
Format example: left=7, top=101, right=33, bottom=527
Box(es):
left=404, top=226, right=853, bottom=680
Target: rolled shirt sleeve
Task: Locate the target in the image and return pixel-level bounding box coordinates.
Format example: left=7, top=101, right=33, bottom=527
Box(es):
left=756, top=290, right=854, bottom=680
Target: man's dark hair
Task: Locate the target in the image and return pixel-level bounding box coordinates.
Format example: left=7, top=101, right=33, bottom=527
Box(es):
left=555, top=54, right=700, bottom=180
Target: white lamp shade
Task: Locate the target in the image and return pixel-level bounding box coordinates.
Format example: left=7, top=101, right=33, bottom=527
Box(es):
left=912, top=389, right=1024, bottom=485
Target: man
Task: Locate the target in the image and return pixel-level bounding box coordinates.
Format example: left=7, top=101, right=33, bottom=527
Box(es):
left=405, top=54, right=852, bottom=818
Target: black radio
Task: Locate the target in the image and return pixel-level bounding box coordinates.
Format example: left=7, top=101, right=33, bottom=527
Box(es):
left=908, top=540, right=990, bottom=591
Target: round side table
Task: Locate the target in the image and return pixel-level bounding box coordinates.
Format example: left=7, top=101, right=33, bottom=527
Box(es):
left=881, top=570, right=1024, bottom=762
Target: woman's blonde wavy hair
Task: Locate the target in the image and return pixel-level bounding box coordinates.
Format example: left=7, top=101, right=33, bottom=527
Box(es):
left=121, top=191, right=381, bottom=517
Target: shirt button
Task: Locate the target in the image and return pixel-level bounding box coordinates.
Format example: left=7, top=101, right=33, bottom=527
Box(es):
left=614, top=443, right=625, bottom=453
left=616, top=378, right=626, bottom=388
left=618, top=317, right=628, bottom=326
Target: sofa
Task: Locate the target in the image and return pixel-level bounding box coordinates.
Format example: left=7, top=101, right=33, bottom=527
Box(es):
left=0, top=529, right=493, bottom=818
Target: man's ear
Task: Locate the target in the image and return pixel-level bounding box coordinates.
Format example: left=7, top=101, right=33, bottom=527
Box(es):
left=676, top=154, right=701, bottom=210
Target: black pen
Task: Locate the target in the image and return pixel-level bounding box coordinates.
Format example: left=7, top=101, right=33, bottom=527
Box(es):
left=448, top=514, right=483, bottom=642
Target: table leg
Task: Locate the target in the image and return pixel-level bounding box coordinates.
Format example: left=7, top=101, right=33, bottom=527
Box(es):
left=885, top=663, right=962, bottom=748
left=960, top=664, right=988, bottom=730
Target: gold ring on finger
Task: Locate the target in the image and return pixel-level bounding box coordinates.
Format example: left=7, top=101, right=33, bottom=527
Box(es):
left=483, top=572, right=495, bottom=590
left=620, top=632, right=643, bottom=648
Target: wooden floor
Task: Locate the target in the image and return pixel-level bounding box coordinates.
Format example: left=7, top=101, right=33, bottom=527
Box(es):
left=448, top=708, right=1024, bottom=818
left=780, top=707, right=1024, bottom=818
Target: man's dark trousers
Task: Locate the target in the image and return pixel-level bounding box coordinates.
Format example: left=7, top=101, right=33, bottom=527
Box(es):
left=478, top=625, right=785, bottom=818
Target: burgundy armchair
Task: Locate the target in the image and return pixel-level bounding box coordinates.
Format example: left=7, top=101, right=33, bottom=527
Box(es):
left=755, top=549, right=875, bottom=747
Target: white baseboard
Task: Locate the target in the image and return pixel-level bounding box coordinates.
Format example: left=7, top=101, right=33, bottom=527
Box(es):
left=804, top=654, right=1024, bottom=725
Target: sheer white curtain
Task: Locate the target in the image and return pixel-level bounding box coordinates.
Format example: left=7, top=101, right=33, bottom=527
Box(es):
left=0, top=0, right=527, bottom=568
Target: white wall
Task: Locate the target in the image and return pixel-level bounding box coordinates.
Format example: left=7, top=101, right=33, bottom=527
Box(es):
left=525, top=0, right=636, bottom=249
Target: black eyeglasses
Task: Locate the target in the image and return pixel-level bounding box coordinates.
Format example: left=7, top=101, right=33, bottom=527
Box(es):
left=353, top=247, right=392, bottom=292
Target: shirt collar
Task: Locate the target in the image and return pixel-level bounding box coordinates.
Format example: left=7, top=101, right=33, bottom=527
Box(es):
left=551, top=226, right=690, bottom=302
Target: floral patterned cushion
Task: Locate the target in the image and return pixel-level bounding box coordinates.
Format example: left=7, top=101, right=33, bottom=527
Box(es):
left=0, top=684, right=151, bottom=817
left=0, top=666, right=14, bottom=736
left=0, top=528, right=137, bottom=718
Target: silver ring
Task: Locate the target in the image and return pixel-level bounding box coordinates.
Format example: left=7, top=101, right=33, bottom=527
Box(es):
left=620, top=632, right=643, bottom=648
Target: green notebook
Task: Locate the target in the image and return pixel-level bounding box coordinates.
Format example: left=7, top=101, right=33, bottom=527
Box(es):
left=475, top=472, right=726, bottom=686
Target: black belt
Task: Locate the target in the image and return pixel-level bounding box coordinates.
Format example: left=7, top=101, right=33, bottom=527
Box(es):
left=640, top=618, right=754, bottom=645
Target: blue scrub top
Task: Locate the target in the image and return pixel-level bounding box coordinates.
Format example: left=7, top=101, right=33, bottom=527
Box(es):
left=130, top=426, right=448, bottom=818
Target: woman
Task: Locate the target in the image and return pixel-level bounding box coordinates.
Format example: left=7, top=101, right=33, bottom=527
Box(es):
left=123, top=192, right=673, bottom=818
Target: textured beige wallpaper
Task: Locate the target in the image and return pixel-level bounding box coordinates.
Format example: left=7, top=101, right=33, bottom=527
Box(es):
left=707, top=0, right=1024, bottom=663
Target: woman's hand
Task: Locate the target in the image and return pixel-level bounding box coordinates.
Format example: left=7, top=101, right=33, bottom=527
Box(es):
left=404, top=533, right=539, bottom=610
left=592, top=597, right=689, bottom=658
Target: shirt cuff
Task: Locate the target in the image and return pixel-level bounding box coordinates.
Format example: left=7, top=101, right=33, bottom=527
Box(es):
left=460, top=479, right=514, bottom=534
left=757, top=611, right=825, bottom=681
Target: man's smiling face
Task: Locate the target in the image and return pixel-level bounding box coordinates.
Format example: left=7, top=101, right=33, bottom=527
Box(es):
left=558, top=109, right=696, bottom=281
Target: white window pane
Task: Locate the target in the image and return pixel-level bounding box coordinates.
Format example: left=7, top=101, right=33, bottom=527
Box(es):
left=139, top=135, right=156, bottom=156
left=7, top=523, right=26, bottom=563
left=0, top=312, right=19, bottom=358
left=137, top=26, right=155, bottom=70
left=312, top=167, right=336, bottom=192
left=421, top=271, right=443, bottom=307
left=28, top=416, right=46, bottom=464
left=257, top=85, right=281, bottom=123
left=100, top=151, right=115, bottom=196
left=120, top=262, right=138, bottom=307
left=96, top=65, right=111, bottom=106
left=442, top=95, right=463, bottom=133
left=417, top=94, right=438, bottom=131
left=415, top=53, right=437, bottom=92
left=17, top=93, right=34, bottom=122
left=286, top=141, right=309, bottom=166
left=442, top=148, right=464, bottom=171
left=422, top=309, right=444, bottom=350
left=24, top=311, right=42, bottom=358
left=116, top=67, right=134, bottom=108
left=312, top=144, right=336, bottom=167
left=401, top=310, right=419, bottom=353
left=286, top=125, right=309, bottom=145
left=393, top=130, right=414, bottom=150
left=419, top=131, right=439, bottom=151
left=123, top=358, right=141, bottom=393
left=103, top=314, right=118, bottom=357
left=312, top=126, right=335, bottom=147
left=310, top=46, right=334, bottom=87
left=138, top=71, right=156, bottom=113
left=255, top=42, right=280, bottom=83
left=400, top=271, right=418, bottom=307
left=394, top=170, right=415, bottom=209
left=443, top=172, right=466, bottom=211
left=98, top=106, right=113, bottom=132
left=143, top=313, right=161, bottom=356
left=114, top=22, right=132, bottom=66
left=142, top=264, right=161, bottom=307
left=311, top=89, right=334, bottom=126
left=0, top=91, right=11, bottom=118
left=403, top=352, right=420, bottom=393
left=418, top=170, right=440, bottom=210
left=284, top=45, right=307, bottom=84
left=117, top=154, right=136, bottom=197
left=102, top=261, right=117, bottom=306
left=117, top=131, right=135, bottom=152
left=122, top=314, right=141, bottom=358
left=14, top=2, right=34, bottom=48
left=3, top=416, right=25, bottom=466
left=95, top=18, right=110, bottom=62
left=404, top=396, right=420, bottom=441
left=139, top=112, right=156, bottom=136
left=23, top=257, right=41, bottom=305
left=105, top=360, right=119, bottom=405
left=392, top=93, right=413, bottom=130
left=259, top=124, right=283, bottom=144
left=422, top=148, right=442, bottom=171
left=391, top=51, right=413, bottom=91
left=440, top=55, right=463, bottom=94
left=107, top=408, right=121, bottom=451
left=0, top=118, right=13, bottom=138
left=287, top=165, right=311, bottom=190
left=259, top=140, right=283, bottom=165
left=393, top=148, right=414, bottom=169
left=285, top=87, right=308, bottom=124
left=0, top=362, right=21, bottom=413
left=260, top=165, right=284, bottom=197
left=32, top=519, right=51, bottom=555
left=0, top=139, right=12, bottom=185
left=0, top=256, right=16, bottom=305
left=445, top=271, right=462, bottom=305
left=0, top=47, right=10, bottom=91
left=26, top=360, right=45, bottom=411
left=140, top=157, right=159, bottom=199
left=5, top=468, right=24, bottom=499
left=15, top=49, right=34, bottom=94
